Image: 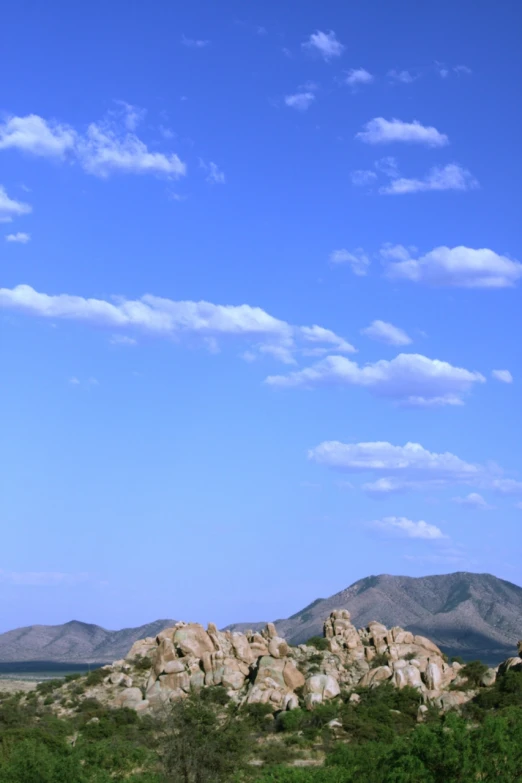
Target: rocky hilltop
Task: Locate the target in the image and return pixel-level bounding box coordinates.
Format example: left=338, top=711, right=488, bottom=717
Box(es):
left=35, top=611, right=522, bottom=720
left=228, top=572, right=522, bottom=663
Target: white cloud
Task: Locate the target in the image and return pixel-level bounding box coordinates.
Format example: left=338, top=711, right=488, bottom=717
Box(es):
left=350, top=170, right=377, bottom=187
left=299, top=325, right=356, bottom=354
left=309, top=440, right=482, bottom=482
left=199, top=160, right=226, bottom=184
left=6, top=231, right=30, bottom=243
left=329, top=248, right=370, bottom=276
left=110, top=334, right=137, bottom=346
left=388, top=69, right=416, bottom=83
left=284, top=92, right=315, bottom=111
left=68, top=376, right=80, bottom=385
left=356, top=117, right=449, bottom=147
left=453, top=492, right=493, bottom=510
left=181, top=35, right=209, bottom=48
left=309, top=439, right=522, bottom=497
left=372, top=516, right=446, bottom=539
left=0, top=283, right=352, bottom=366
left=68, top=376, right=98, bottom=387
left=0, top=114, right=77, bottom=157
left=266, top=352, right=485, bottom=406
left=361, top=319, right=412, bottom=346
left=302, top=30, right=344, bottom=61
left=0, top=111, right=186, bottom=180
left=379, top=164, right=478, bottom=194
left=492, top=369, right=513, bottom=383
left=114, top=101, right=146, bottom=131
left=345, top=68, right=374, bottom=87
left=0, top=569, right=92, bottom=586
left=0, top=186, right=32, bottom=222
left=78, top=121, right=186, bottom=178
left=454, top=65, right=472, bottom=75
left=382, top=244, right=522, bottom=288
left=374, top=156, right=399, bottom=178
left=489, top=478, right=522, bottom=496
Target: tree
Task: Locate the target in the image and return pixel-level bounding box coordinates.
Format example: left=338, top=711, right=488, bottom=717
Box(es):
left=158, top=693, right=249, bottom=783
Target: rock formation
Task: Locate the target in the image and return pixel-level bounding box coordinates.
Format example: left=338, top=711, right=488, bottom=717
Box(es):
left=38, top=613, right=521, bottom=718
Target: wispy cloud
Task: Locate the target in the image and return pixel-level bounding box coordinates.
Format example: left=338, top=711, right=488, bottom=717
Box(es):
left=0, top=283, right=353, bottom=367
left=200, top=159, right=226, bottom=184
left=110, top=334, right=137, bottom=346
left=0, top=185, right=32, bottom=223
left=0, top=569, right=92, bottom=586
left=350, top=170, right=377, bottom=187
left=453, top=492, right=494, bottom=510
left=491, top=369, right=513, bottom=384
left=356, top=117, right=449, bottom=147
left=181, top=35, right=209, bottom=48
left=361, top=320, right=412, bottom=346
left=379, top=164, right=478, bottom=194
left=329, top=248, right=370, bottom=276
left=387, top=69, right=416, bottom=83
left=302, top=30, right=344, bottom=61
left=382, top=244, right=522, bottom=288
left=6, top=231, right=30, bottom=243
left=266, top=352, right=485, bottom=407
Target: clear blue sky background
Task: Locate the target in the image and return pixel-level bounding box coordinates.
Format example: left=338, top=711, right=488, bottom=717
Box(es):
left=1, top=0, right=521, bottom=632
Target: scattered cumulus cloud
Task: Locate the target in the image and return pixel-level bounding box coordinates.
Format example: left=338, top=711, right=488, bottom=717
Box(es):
left=372, top=516, right=446, bottom=539
left=266, top=352, right=485, bottom=407
left=302, top=30, right=344, bottom=61
left=382, top=244, right=522, bottom=288
left=0, top=110, right=186, bottom=179
left=308, top=439, right=522, bottom=497
left=6, top=231, right=30, bottom=243
left=284, top=92, right=315, bottom=111
left=0, top=185, right=32, bottom=222
left=492, top=369, right=513, bottom=383
left=345, top=68, right=374, bottom=87
left=379, top=164, right=478, bottom=194
left=361, top=320, right=412, bottom=346
left=356, top=117, right=449, bottom=147
left=0, top=283, right=353, bottom=367
left=329, top=248, right=370, bottom=276
left=453, top=492, right=493, bottom=510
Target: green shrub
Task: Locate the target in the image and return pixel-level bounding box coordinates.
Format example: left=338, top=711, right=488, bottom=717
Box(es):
left=461, top=660, right=489, bottom=688
left=132, top=655, right=152, bottom=671
left=84, top=668, right=108, bottom=687
left=369, top=652, right=389, bottom=669
left=36, top=679, right=64, bottom=696
left=306, top=636, right=329, bottom=651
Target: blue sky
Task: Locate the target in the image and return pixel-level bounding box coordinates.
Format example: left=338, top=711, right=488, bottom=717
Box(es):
left=1, top=0, right=521, bottom=633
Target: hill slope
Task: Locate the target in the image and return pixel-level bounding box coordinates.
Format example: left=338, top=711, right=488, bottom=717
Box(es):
left=0, top=619, right=176, bottom=663
left=226, top=572, right=522, bottom=663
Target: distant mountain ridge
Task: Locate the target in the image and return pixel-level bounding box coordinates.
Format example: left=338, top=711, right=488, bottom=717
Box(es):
left=1, top=573, right=521, bottom=666
left=225, top=572, right=522, bottom=664
left=0, top=619, right=176, bottom=664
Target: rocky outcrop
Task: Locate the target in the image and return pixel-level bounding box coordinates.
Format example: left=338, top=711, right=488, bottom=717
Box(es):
left=50, top=615, right=521, bottom=718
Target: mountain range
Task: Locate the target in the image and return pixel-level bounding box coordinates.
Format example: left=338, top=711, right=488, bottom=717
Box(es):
left=1, top=572, right=521, bottom=666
